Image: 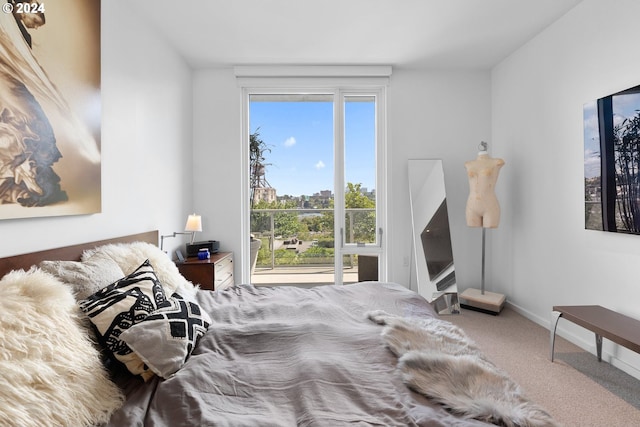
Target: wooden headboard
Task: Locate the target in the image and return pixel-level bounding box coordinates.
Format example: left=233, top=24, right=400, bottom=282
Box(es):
left=0, top=230, right=158, bottom=279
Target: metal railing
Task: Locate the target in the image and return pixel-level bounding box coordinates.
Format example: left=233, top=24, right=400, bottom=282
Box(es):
left=251, top=208, right=375, bottom=269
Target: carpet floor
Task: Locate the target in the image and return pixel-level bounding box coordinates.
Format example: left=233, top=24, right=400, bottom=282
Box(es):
left=445, top=305, right=640, bottom=426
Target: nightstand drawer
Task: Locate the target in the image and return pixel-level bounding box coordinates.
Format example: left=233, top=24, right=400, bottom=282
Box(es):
left=215, top=255, right=233, bottom=277
left=216, top=273, right=234, bottom=291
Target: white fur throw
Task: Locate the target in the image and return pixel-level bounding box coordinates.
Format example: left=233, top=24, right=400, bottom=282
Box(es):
left=368, top=311, right=560, bottom=427
left=82, top=241, right=198, bottom=296
left=39, top=251, right=125, bottom=300
left=0, top=268, right=124, bottom=427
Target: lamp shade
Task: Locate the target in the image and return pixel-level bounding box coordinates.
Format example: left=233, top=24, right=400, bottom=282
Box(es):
left=184, top=214, right=202, bottom=232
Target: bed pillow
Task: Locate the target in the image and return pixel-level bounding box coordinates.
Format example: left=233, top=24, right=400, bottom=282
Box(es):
left=0, top=268, right=124, bottom=427
left=120, top=293, right=211, bottom=379
left=39, top=251, right=125, bottom=300
left=79, top=259, right=167, bottom=381
left=82, top=241, right=197, bottom=296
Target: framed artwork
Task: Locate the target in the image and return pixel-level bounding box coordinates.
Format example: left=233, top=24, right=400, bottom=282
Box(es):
left=584, top=84, right=640, bottom=234
left=0, top=0, right=101, bottom=220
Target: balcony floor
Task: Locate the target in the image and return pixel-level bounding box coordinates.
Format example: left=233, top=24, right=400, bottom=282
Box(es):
left=251, top=266, right=359, bottom=287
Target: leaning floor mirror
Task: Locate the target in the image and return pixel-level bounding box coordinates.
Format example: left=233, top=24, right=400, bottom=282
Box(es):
left=408, top=159, right=460, bottom=315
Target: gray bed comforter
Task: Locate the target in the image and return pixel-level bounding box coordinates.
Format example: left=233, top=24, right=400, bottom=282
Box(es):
left=105, top=282, right=490, bottom=426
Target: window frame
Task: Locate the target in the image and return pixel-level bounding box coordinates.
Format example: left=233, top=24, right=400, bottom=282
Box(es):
left=236, top=66, right=390, bottom=284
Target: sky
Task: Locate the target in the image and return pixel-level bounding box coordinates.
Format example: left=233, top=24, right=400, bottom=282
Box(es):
left=249, top=99, right=376, bottom=197
left=583, top=100, right=600, bottom=179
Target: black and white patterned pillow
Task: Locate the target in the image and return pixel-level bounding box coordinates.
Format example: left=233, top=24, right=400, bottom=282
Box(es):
left=79, top=259, right=167, bottom=380
left=119, top=293, right=211, bottom=379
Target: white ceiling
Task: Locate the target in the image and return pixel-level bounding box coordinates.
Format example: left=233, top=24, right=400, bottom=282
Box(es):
left=131, top=0, right=582, bottom=69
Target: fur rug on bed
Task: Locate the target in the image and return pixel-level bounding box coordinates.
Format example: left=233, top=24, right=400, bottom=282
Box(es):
left=81, top=241, right=198, bottom=297
left=368, top=310, right=561, bottom=427
left=0, top=268, right=124, bottom=427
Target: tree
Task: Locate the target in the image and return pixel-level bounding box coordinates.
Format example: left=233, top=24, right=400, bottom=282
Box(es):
left=249, top=129, right=272, bottom=208
left=344, top=183, right=376, bottom=243
left=613, top=112, right=640, bottom=232
left=315, top=183, right=376, bottom=245
left=251, top=199, right=300, bottom=238
left=345, top=182, right=375, bottom=209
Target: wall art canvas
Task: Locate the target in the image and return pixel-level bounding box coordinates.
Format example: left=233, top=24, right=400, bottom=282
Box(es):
left=584, top=84, right=640, bottom=234
left=0, top=0, right=101, bottom=220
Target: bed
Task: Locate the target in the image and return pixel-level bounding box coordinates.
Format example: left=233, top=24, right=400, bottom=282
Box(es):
left=0, top=231, right=559, bottom=427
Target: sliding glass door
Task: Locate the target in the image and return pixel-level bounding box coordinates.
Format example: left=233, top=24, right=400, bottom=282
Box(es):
left=246, top=89, right=385, bottom=286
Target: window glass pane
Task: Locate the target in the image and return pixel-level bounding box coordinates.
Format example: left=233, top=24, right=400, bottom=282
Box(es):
left=249, top=94, right=336, bottom=283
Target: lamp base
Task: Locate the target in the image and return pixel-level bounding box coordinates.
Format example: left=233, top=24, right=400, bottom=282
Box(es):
left=460, top=288, right=505, bottom=315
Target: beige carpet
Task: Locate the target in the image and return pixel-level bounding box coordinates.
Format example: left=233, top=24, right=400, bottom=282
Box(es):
left=446, top=306, right=640, bottom=426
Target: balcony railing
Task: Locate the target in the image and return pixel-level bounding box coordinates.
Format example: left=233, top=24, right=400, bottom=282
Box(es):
left=250, top=208, right=375, bottom=270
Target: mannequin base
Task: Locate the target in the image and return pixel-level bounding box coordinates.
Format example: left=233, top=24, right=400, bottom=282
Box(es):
left=460, top=288, right=506, bottom=315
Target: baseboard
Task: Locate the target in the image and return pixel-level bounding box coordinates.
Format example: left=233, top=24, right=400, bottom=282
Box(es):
left=506, top=301, right=640, bottom=380
left=505, top=301, right=549, bottom=326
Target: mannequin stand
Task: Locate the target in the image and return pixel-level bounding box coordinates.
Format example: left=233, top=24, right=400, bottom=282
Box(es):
left=460, top=228, right=505, bottom=315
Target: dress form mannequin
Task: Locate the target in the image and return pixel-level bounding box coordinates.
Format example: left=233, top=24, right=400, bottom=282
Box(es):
left=461, top=142, right=506, bottom=314
left=465, top=147, right=505, bottom=228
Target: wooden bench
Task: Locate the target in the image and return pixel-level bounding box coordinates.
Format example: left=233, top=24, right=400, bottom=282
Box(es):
left=550, top=305, right=640, bottom=362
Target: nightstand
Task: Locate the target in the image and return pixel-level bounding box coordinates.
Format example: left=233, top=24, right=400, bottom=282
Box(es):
left=176, top=252, right=234, bottom=291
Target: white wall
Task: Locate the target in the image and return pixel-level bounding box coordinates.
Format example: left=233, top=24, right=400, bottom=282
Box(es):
left=0, top=2, right=193, bottom=258
left=388, top=69, right=492, bottom=292
left=191, top=68, right=243, bottom=261
left=492, top=0, right=640, bottom=376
